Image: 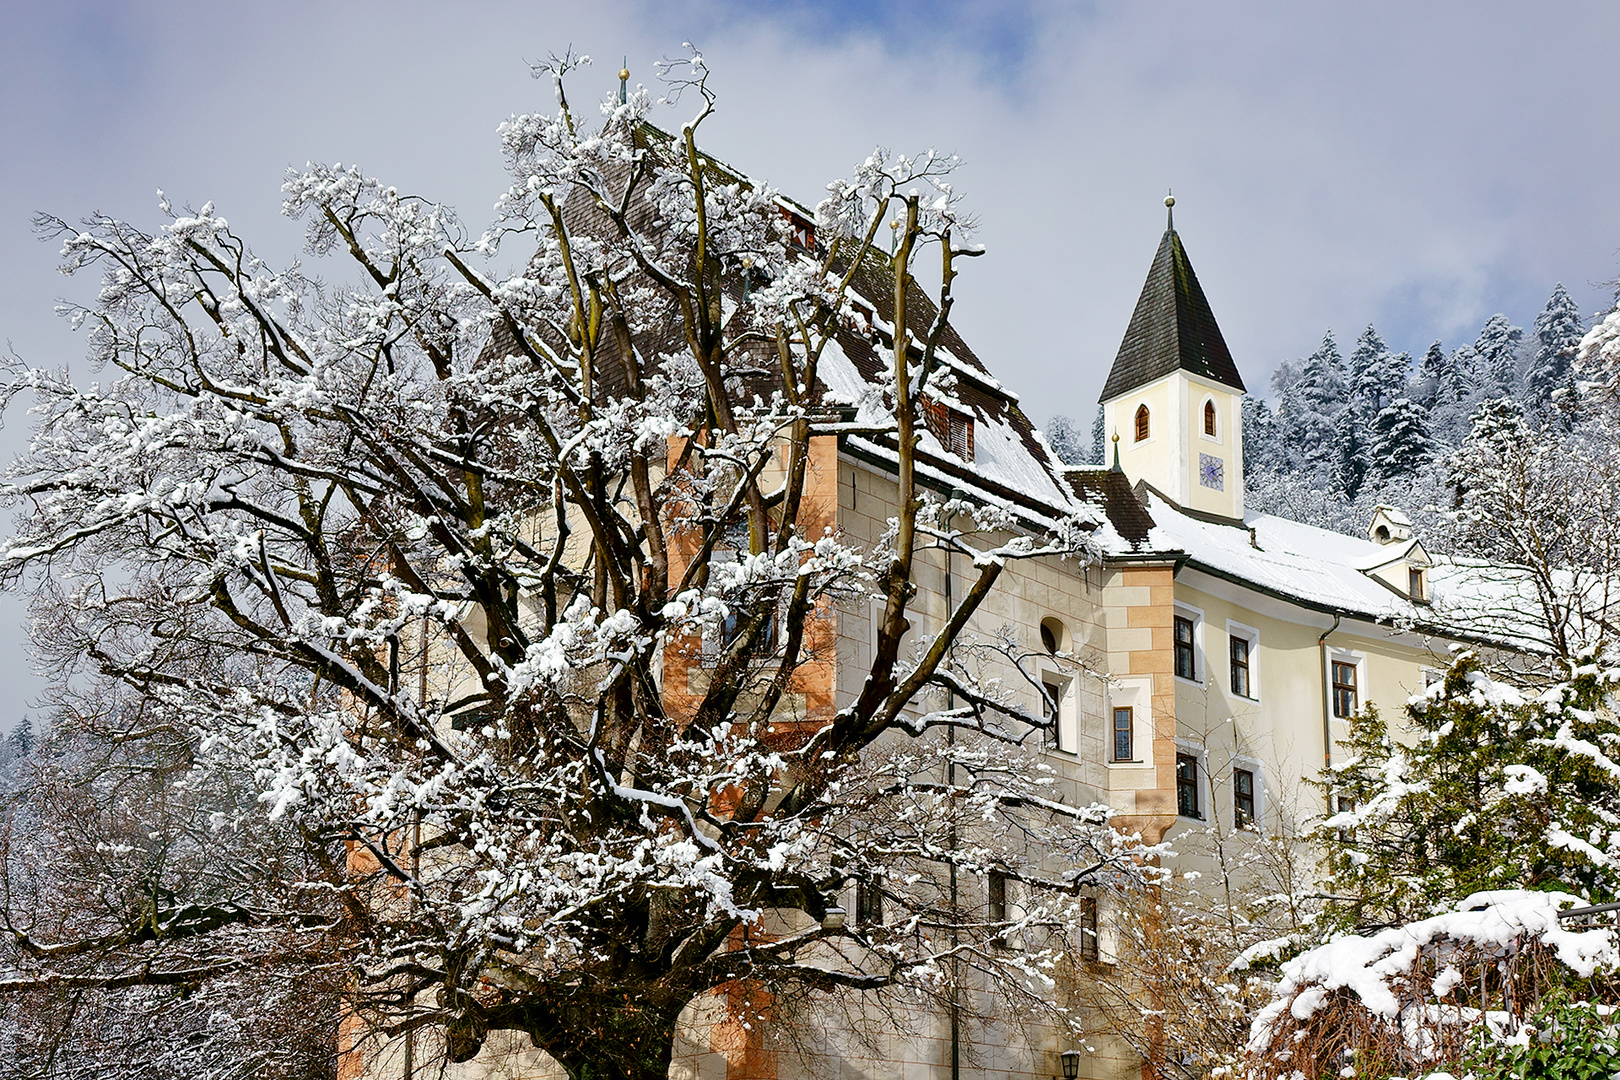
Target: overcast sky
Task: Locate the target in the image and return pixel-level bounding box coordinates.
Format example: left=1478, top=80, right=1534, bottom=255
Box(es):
left=1, top=0, right=1617, bottom=730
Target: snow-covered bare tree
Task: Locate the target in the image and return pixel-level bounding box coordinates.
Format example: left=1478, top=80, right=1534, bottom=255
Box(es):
left=0, top=720, right=347, bottom=1079
left=0, top=53, right=1148, bottom=1079
left=1446, top=397, right=1620, bottom=661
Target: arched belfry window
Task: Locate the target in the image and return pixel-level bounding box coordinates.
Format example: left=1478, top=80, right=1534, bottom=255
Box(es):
left=1134, top=404, right=1150, bottom=442
left=1203, top=399, right=1217, bottom=437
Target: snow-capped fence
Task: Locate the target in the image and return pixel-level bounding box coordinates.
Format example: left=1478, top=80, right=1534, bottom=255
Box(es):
left=1242, top=890, right=1620, bottom=1079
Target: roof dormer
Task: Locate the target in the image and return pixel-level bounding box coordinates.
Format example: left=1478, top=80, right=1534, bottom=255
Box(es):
left=1358, top=535, right=1432, bottom=604
left=1368, top=505, right=1413, bottom=545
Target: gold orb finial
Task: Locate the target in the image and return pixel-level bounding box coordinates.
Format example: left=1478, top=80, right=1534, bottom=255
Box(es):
left=1164, top=191, right=1175, bottom=209
left=619, top=67, right=631, bottom=81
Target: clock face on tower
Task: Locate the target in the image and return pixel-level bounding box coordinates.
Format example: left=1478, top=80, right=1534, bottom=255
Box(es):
left=1199, top=453, right=1225, bottom=491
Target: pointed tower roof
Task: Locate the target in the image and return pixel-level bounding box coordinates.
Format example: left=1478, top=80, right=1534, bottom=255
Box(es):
left=1099, top=201, right=1245, bottom=401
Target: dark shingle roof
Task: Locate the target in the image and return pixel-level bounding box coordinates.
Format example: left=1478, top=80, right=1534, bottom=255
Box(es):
left=1062, top=468, right=1157, bottom=549
left=1098, top=223, right=1245, bottom=402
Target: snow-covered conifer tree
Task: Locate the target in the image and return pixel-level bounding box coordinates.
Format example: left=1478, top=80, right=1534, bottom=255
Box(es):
left=1427, top=342, right=1484, bottom=448
left=1332, top=406, right=1367, bottom=500
left=1240, top=395, right=1275, bottom=478
left=1347, top=325, right=1408, bottom=422
left=1273, top=333, right=1346, bottom=484
left=1527, top=282, right=1583, bottom=414
left=1413, top=339, right=1447, bottom=410
left=1090, top=404, right=1106, bottom=464
left=1472, top=312, right=1526, bottom=398
left=1368, top=396, right=1433, bottom=483
left=1321, top=653, right=1620, bottom=932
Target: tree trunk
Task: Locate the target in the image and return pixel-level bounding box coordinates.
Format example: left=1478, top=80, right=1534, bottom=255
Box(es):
left=515, top=997, right=685, bottom=1080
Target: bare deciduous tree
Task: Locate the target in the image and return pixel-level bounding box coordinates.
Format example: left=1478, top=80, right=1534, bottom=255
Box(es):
left=0, top=52, right=1151, bottom=1079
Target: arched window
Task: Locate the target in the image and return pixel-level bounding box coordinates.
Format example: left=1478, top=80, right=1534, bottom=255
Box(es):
left=1203, top=399, right=1217, bottom=437
left=1134, top=404, right=1150, bottom=442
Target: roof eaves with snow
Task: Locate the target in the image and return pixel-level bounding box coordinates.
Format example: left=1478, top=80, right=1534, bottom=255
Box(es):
left=1141, top=491, right=1549, bottom=652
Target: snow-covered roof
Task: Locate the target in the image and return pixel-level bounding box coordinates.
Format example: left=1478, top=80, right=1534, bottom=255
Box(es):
left=1124, top=490, right=1547, bottom=650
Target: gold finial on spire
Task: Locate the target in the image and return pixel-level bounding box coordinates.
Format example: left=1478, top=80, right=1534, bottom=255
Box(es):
left=618, top=58, right=630, bottom=105
left=1164, top=189, right=1175, bottom=230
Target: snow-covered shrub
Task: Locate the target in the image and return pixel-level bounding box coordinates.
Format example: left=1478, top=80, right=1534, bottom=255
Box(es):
left=1244, top=890, right=1620, bottom=1080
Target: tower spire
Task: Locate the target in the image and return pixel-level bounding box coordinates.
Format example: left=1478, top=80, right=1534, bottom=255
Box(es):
left=1098, top=199, right=1244, bottom=402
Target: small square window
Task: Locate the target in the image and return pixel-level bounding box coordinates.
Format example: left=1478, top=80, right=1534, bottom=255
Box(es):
left=1112, top=706, right=1134, bottom=762
left=1176, top=753, right=1201, bottom=819
left=1234, top=768, right=1256, bottom=828
left=1229, top=635, right=1251, bottom=699
left=1174, top=615, right=1197, bottom=681
left=1331, top=661, right=1358, bottom=719
left=1078, top=896, right=1100, bottom=962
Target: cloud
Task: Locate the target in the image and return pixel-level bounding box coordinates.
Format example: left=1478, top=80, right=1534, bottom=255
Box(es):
left=0, top=0, right=1617, bottom=726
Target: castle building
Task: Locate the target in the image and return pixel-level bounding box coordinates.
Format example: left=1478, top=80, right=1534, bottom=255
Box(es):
left=352, top=180, right=1535, bottom=1080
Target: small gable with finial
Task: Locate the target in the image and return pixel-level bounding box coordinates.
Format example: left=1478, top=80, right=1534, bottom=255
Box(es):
left=1367, top=505, right=1413, bottom=546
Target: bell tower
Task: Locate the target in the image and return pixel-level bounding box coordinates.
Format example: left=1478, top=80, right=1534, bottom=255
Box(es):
left=1100, top=195, right=1246, bottom=521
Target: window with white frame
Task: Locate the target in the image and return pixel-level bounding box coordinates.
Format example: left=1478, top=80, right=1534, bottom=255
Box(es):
left=1226, top=621, right=1259, bottom=700
left=1106, top=678, right=1151, bottom=765
left=1077, top=896, right=1100, bottom=962
left=1329, top=651, right=1363, bottom=720
left=1039, top=672, right=1075, bottom=752
left=1230, top=755, right=1265, bottom=830
left=1175, top=751, right=1203, bottom=820
left=1111, top=705, right=1134, bottom=762
left=1173, top=604, right=1203, bottom=683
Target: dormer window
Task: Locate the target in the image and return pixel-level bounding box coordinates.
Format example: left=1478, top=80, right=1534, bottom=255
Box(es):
left=1203, top=399, right=1217, bottom=436
left=922, top=398, right=974, bottom=462
left=781, top=208, right=816, bottom=251
left=1408, top=566, right=1426, bottom=602
left=1134, top=404, right=1150, bottom=442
